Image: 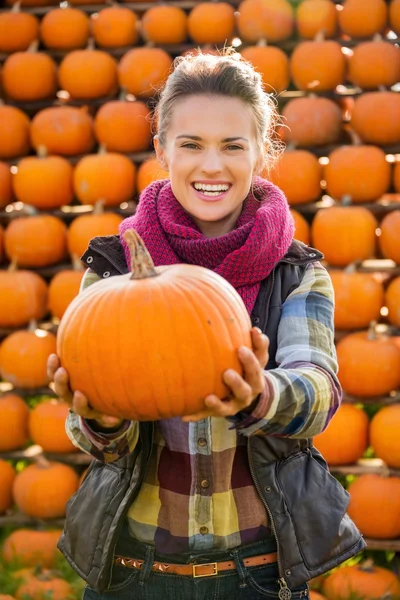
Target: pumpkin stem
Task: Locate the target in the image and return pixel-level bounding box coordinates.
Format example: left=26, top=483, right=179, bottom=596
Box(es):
left=86, top=37, right=95, bottom=51
left=344, top=261, right=361, bottom=274
left=348, top=128, right=363, bottom=146
left=28, top=319, right=38, bottom=333
left=7, top=257, right=18, bottom=272
left=93, top=199, right=105, bottom=214
left=257, top=38, right=267, bottom=47
left=340, top=195, right=353, bottom=206
left=27, top=39, right=40, bottom=53
left=367, top=321, right=377, bottom=341
left=97, top=144, right=107, bottom=156
left=123, top=229, right=159, bottom=280
left=359, top=559, right=375, bottom=572
left=37, top=145, right=48, bottom=159
left=11, top=1, right=22, bottom=13
left=34, top=454, right=52, bottom=469
left=119, top=87, right=128, bottom=102
left=314, top=30, right=325, bottom=42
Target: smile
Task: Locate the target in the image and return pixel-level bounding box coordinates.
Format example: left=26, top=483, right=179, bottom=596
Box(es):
left=192, top=182, right=231, bottom=197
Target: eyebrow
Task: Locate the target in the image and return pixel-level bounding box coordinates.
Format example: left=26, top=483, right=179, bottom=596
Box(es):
left=176, top=135, right=249, bottom=142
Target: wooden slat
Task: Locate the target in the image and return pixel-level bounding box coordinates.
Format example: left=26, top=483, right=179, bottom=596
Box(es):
left=330, top=460, right=400, bottom=478
left=0, top=445, right=92, bottom=465
left=363, top=538, right=400, bottom=552
left=343, top=392, right=400, bottom=405
left=0, top=512, right=65, bottom=528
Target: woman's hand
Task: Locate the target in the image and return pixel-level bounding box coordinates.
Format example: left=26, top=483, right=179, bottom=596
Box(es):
left=182, top=328, right=269, bottom=423
left=47, top=354, right=124, bottom=430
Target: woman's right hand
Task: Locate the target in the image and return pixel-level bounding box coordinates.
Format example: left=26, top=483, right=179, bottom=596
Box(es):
left=47, top=354, right=124, bottom=430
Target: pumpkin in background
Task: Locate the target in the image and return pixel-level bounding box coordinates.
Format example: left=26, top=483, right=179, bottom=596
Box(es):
left=268, top=150, right=321, bottom=205
left=336, top=326, right=400, bottom=397
left=370, top=404, right=400, bottom=468
left=0, top=460, right=16, bottom=514
left=311, top=206, right=377, bottom=267
left=237, top=0, right=294, bottom=43
left=92, top=6, right=138, bottom=48
left=309, top=593, right=327, bottom=600
left=379, top=211, right=400, bottom=264
left=348, top=40, right=400, bottom=90
left=290, top=39, right=346, bottom=92
left=67, top=205, right=123, bottom=259
left=59, top=48, right=118, bottom=100
left=94, top=98, right=151, bottom=153
left=40, top=7, right=90, bottom=50
left=2, top=47, right=57, bottom=102
left=290, top=210, right=310, bottom=245
left=0, top=226, right=3, bottom=263
left=142, top=6, right=187, bottom=44
left=2, top=529, right=63, bottom=568
left=29, top=399, right=78, bottom=453
left=0, top=596, right=16, bottom=600
left=13, top=459, right=79, bottom=518
left=74, top=152, right=136, bottom=207
left=241, top=44, right=289, bottom=93
left=338, top=0, right=387, bottom=37
left=137, top=156, right=169, bottom=193
left=13, top=152, right=74, bottom=210
left=322, top=561, right=400, bottom=600
left=0, top=6, right=39, bottom=53
left=48, top=263, right=84, bottom=320
left=57, top=230, right=252, bottom=421
left=118, top=47, right=172, bottom=98
left=390, top=0, right=400, bottom=33
left=347, top=475, right=400, bottom=539
left=395, top=161, right=400, bottom=193
left=386, top=276, right=400, bottom=327
left=281, top=97, right=342, bottom=147
left=324, top=145, right=391, bottom=203
left=0, top=394, right=29, bottom=451
left=329, top=268, right=384, bottom=330
left=4, top=215, right=67, bottom=268
left=187, top=2, right=234, bottom=44
left=351, top=92, right=400, bottom=146
left=313, top=404, right=369, bottom=465
left=16, top=572, right=73, bottom=600
left=296, top=0, right=337, bottom=39
left=31, top=106, right=95, bottom=156
left=0, top=106, right=31, bottom=160
left=0, top=268, right=48, bottom=328
left=0, top=161, right=13, bottom=208
left=0, top=329, right=57, bottom=389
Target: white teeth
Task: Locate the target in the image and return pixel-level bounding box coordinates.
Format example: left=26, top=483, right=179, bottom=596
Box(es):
left=193, top=183, right=230, bottom=192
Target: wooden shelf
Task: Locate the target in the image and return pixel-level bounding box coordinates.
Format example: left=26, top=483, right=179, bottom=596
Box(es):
left=0, top=512, right=65, bottom=528
left=330, top=459, right=400, bottom=478
left=0, top=445, right=92, bottom=465
left=363, top=538, right=400, bottom=552
left=343, top=392, right=400, bottom=405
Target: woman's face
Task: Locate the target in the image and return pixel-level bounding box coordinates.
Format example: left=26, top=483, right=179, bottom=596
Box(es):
left=155, top=95, right=262, bottom=236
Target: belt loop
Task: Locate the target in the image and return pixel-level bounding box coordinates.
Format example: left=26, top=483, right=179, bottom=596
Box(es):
left=138, top=544, right=155, bottom=587
left=231, top=548, right=248, bottom=589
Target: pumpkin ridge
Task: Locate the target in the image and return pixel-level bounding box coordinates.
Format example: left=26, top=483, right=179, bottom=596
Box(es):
left=89, top=288, right=114, bottom=415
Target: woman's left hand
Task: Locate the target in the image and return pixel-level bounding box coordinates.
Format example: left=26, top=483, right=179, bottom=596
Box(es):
left=181, top=327, right=269, bottom=422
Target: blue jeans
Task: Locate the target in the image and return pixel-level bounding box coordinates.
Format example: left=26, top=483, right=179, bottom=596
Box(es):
left=83, top=537, right=309, bottom=599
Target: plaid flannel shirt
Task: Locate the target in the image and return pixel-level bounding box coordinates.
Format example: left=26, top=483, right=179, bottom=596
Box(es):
left=66, top=261, right=341, bottom=554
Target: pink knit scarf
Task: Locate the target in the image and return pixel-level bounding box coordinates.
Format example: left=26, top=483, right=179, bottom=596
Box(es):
left=119, top=176, right=294, bottom=314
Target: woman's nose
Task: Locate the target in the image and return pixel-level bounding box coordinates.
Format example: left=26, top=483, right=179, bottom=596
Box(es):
left=200, top=150, right=223, bottom=174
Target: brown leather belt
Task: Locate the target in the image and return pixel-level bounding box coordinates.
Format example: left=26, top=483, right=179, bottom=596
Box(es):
left=114, top=552, right=278, bottom=578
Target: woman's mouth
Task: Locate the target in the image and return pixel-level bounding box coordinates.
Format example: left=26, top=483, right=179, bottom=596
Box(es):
left=191, top=182, right=232, bottom=201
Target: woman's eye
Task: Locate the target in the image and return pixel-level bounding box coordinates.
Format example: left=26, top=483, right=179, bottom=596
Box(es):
left=182, top=143, right=200, bottom=149
left=225, top=145, right=243, bottom=151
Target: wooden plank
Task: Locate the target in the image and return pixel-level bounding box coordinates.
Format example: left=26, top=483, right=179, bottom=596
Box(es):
left=0, top=445, right=92, bottom=465
left=364, top=538, right=400, bottom=552
left=0, top=512, right=65, bottom=528
left=330, top=460, right=400, bottom=478
left=343, top=392, right=400, bottom=405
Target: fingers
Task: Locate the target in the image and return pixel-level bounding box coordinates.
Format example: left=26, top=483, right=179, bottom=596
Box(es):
left=236, top=347, right=265, bottom=397
left=72, top=391, right=123, bottom=429
left=251, top=327, right=269, bottom=369
left=47, top=353, right=60, bottom=382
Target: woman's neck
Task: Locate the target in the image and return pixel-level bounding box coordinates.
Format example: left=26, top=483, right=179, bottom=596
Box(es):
left=191, top=204, right=243, bottom=238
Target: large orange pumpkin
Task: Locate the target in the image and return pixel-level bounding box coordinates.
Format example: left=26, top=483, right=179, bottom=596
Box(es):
left=40, top=7, right=90, bottom=50
left=137, top=156, right=169, bottom=193
left=118, top=47, right=173, bottom=98
left=4, top=215, right=68, bottom=268
left=74, top=152, right=136, bottom=207
left=0, top=106, right=31, bottom=160
left=0, top=162, right=13, bottom=208
left=296, top=0, right=337, bottom=39
left=386, top=276, right=400, bottom=327
left=16, top=573, right=73, bottom=600
left=0, top=6, right=39, bottom=53
left=313, top=404, right=368, bottom=465
left=390, top=0, right=400, bottom=33
left=29, top=399, right=78, bottom=454
left=59, top=49, right=118, bottom=100
left=13, top=460, right=79, bottom=518
left=338, top=0, right=388, bottom=38
left=0, top=394, right=29, bottom=451
left=268, top=150, right=321, bottom=204
left=92, top=6, right=139, bottom=48
left=237, top=0, right=294, bottom=43
left=2, top=529, right=63, bottom=568
left=351, top=92, right=400, bottom=146
left=324, top=145, right=391, bottom=203
left=347, top=475, right=400, bottom=539
left=0, top=268, right=48, bottom=328
left=48, top=265, right=84, bottom=320
left=143, top=6, right=187, bottom=44
left=281, top=97, right=342, bottom=147
left=290, top=39, right=346, bottom=92
left=290, top=210, right=310, bottom=245
left=188, top=2, right=235, bottom=44
left=348, top=40, right=400, bottom=90
left=30, top=106, right=95, bottom=157
left=379, top=211, right=400, bottom=264
left=311, top=206, right=377, bottom=267
left=67, top=207, right=123, bottom=259
left=13, top=153, right=74, bottom=210
left=2, top=48, right=57, bottom=102
left=57, top=230, right=252, bottom=421
left=336, top=327, right=400, bottom=397
left=0, top=329, right=57, bottom=389
left=0, top=459, right=16, bottom=514
left=94, top=98, right=151, bottom=153
left=323, top=561, right=400, bottom=599
left=329, top=268, right=384, bottom=330
left=370, top=404, right=400, bottom=468
left=241, top=44, right=289, bottom=93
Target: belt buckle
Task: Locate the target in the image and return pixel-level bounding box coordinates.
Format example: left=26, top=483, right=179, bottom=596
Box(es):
left=192, top=562, right=218, bottom=578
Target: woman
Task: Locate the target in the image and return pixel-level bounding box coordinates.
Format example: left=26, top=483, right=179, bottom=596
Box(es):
left=48, top=51, right=365, bottom=600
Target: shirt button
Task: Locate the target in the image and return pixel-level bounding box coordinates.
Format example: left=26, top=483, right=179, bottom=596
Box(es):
left=199, top=526, right=208, bottom=535
left=198, top=438, right=207, bottom=447
left=200, top=479, right=209, bottom=489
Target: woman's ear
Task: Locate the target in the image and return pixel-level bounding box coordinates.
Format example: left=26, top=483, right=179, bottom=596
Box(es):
left=154, top=136, right=168, bottom=171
